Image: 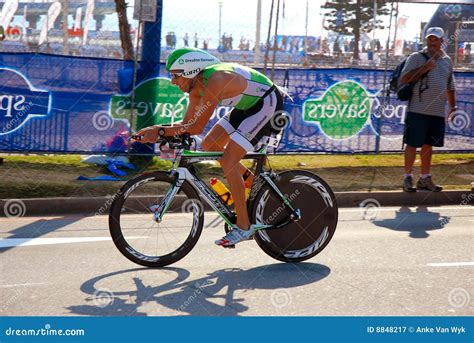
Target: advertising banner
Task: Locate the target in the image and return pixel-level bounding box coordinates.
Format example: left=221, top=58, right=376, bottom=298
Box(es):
left=0, top=53, right=472, bottom=154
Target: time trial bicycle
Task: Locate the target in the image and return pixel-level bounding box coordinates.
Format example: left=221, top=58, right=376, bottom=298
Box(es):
left=109, top=134, right=338, bottom=267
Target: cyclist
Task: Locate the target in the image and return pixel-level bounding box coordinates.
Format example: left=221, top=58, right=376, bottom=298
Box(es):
left=134, top=48, right=285, bottom=247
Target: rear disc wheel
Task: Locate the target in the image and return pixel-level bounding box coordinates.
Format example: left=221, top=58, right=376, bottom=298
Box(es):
left=250, top=170, right=338, bottom=262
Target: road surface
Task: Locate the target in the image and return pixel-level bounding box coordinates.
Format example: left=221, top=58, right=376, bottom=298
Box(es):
left=1, top=205, right=472, bottom=316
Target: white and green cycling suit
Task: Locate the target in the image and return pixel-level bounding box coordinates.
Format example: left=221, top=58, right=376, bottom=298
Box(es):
left=201, top=63, right=284, bottom=152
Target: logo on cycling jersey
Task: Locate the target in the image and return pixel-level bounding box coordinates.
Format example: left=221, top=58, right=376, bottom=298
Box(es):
left=0, top=68, right=51, bottom=135
left=302, top=80, right=407, bottom=139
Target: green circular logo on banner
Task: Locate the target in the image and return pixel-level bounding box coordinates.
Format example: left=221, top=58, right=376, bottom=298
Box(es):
left=303, top=80, right=373, bottom=139
left=110, top=77, right=188, bottom=129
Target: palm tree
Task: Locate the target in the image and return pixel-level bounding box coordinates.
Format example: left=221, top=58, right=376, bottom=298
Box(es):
left=114, top=0, right=134, bottom=60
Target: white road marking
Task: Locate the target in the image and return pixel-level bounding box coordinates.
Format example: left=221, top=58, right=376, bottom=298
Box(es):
left=0, top=282, right=49, bottom=288
left=427, top=262, right=474, bottom=267
left=339, top=206, right=474, bottom=213
left=0, top=237, right=143, bottom=248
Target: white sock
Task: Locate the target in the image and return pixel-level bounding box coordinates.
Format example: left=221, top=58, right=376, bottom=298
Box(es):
left=421, top=174, right=431, bottom=178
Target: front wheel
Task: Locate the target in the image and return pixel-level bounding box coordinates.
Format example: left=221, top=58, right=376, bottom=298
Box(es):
left=109, top=171, right=204, bottom=268
left=249, top=170, right=338, bottom=263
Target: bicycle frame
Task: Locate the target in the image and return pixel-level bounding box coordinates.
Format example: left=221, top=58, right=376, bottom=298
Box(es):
left=152, top=147, right=300, bottom=229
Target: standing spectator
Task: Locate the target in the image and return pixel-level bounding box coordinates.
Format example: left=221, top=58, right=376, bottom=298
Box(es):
left=223, top=35, right=227, bottom=50
left=171, top=32, right=177, bottom=48
left=344, top=40, right=349, bottom=53
left=333, top=41, right=341, bottom=56
left=294, top=37, right=300, bottom=52
left=458, top=44, right=464, bottom=62
left=194, top=33, right=199, bottom=48
left=400, top=27, right=457, bottom=192
left=221, top=33, right=226, bottom=49
left=322, top=38, right=329, bottom=53
left=239, top=36, right=245, bottom=50
left=464, top=43, right=472, bottom=63
left=229, top=34, right=233, bottom=50
left=289, top=37, right=295, bottom=53
left=375, top=39, right=381, bottom=52
left=349, top=39, right=355, bottom=52
left=281, top=36, right=288, bottom=51
left=183, top=33, right=189, bottom=47
left=203, top=40, right=208, bottom=50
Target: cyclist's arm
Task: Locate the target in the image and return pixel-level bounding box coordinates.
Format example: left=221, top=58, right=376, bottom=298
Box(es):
left=163, top=72, right=246, bottom=136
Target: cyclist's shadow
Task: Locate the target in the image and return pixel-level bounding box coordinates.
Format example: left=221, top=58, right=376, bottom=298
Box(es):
left=67, top=263, right=330, bottom=316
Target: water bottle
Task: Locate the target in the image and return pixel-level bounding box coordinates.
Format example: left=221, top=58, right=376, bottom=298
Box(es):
left=210, top=178, right=234, bottom=205
left=243, top=170, right=252, bottom=200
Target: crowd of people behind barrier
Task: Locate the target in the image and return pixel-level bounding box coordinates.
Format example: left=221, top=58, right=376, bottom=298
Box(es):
left=0, top=27, right=472, bottom=69
left=160, top=32, right=473, bottom=68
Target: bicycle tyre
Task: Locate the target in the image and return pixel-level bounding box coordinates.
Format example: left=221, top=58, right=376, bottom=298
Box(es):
left=249, top=170, right=338, bottom=263
left=109, top=171, right=204, bottom=268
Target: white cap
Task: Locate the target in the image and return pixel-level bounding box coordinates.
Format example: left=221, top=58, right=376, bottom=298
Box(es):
left=426, top=27, right=444, bottom=39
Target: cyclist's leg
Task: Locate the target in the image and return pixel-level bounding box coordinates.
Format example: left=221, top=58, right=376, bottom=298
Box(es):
left=202, top=117, right=254, bottom=180
left=201, top=124, right=229, bottom=151
left=219, top=95, right=279, bottom=229
left=220, top=140, right=250, bottom=229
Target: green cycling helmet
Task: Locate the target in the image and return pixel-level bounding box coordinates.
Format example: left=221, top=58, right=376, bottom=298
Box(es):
left=166, top=48, right=221, bottom=79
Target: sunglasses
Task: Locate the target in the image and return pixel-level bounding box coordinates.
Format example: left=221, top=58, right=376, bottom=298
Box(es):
left=170, top=72, right=183, bottom=79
